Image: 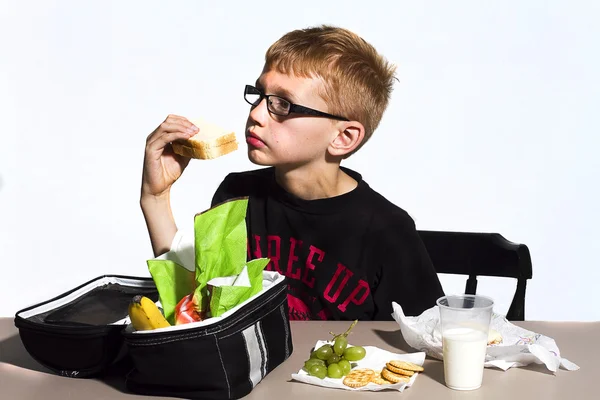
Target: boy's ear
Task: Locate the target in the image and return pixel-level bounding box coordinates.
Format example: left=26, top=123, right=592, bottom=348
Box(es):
left=329, top=121, right=365, bottom=158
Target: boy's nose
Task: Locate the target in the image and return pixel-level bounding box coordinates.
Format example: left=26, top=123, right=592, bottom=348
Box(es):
left=248, top=97, right=269, bottom=125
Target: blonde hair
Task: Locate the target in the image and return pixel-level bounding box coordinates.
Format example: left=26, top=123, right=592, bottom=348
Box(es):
left=265, top=25, right=397, bottom=156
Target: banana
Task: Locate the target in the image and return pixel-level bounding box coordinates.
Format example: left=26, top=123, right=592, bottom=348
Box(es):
left=128, top=295, right=171, bottom=331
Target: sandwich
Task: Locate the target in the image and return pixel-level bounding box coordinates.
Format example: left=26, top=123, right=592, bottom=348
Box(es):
left=171, top=117, right=238, bottom=159
left=487, top=328, right=503, bottom=345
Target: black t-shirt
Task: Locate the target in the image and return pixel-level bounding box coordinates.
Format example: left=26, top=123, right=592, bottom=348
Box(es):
left=211, top=167, right=444, bottom=321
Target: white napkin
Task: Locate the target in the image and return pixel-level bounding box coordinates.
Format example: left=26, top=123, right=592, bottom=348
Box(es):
left=291, top=340, right=425, bottom=392
left=391, top=302, right=580, bottom=372
left=207, top=265, right=251, bottom=288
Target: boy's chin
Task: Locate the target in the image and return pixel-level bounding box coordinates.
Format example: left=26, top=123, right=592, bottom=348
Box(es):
left=246, top=148, right=320, bottom=169
left=247, top=150, right=274, bottom=167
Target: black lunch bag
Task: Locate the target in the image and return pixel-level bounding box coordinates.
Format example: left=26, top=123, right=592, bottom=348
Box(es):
left=14, top=272, right=293, bottom=399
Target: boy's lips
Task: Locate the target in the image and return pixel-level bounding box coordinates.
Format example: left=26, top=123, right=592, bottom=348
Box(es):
left=246, top=131, right=266, bottom=148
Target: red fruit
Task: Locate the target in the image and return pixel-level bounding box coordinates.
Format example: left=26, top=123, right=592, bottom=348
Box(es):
left=174, top=293, right=204, bottom=325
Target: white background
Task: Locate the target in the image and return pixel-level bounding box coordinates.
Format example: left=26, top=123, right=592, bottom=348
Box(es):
left=1, top=0, right=598, bottom=320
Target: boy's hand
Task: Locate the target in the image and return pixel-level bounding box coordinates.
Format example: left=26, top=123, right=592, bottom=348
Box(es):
left=141, top=115, right=199, bottom=199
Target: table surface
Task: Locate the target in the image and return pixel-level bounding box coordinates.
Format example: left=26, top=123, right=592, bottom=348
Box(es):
left=0, top=318, right=595, bottom=399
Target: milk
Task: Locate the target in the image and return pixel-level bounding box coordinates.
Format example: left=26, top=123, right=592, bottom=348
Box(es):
left=442, top=327, right=488, bottom=390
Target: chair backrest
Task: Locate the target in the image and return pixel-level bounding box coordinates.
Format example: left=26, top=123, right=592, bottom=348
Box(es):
left=417, top=230, right=533, bottom=321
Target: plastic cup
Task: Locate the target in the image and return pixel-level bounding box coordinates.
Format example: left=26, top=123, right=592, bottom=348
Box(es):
left=437, top=294, right=494, bottom=391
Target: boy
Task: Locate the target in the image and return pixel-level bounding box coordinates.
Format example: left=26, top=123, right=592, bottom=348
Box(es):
left=140, top=25, right=444, bottom=320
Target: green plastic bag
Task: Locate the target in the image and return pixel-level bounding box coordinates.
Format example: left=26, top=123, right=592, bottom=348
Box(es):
left=147, top=198, right=269, bottom=324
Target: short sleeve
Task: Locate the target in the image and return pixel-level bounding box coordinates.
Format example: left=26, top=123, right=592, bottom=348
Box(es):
left=211, top=174, right=236, bottom=207
left=211, top=169, right=272, bottom=207
left=371, top=214, right=445, bottom=319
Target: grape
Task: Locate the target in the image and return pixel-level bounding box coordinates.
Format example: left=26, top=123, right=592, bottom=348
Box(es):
left=316, top=344, right=333, bottom=360
left=309, top=350, right=319, bottom=359
left=343, top=346, right=366, bottom=361
left=333, top=336, right=348, bottom=356
left=338, top=359, right=351, bottom=375
left=303, top=358, right=325, bottom=371
left=327, top=363, right=343, bottom=379
left=308, top=364, right=327, bottom=379
left=326, top=354, right=341, bottom=366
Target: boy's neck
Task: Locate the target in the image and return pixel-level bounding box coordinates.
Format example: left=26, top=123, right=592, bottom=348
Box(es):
left=273, top=164, right=358, bottom=200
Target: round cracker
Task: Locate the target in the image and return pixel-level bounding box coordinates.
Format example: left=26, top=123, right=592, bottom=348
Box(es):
left=387, top=360, right=424, bottom=372
left=343, top=368, right=375, bottom=388
left=381, top=368, right=411, bottom=384
left=369, top=370, right=392, bottom=385
left=385, top=363, right=415, bottom=376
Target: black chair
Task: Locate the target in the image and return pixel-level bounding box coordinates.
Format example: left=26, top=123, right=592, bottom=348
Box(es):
left=418, top=231, right=533, bottom=321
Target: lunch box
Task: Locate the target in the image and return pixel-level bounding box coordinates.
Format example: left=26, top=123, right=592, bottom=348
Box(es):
left=14, top=271, right=293, bottom=399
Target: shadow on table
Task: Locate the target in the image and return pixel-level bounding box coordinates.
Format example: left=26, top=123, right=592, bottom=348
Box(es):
left=422, top=359, right=445, bottom=386
left=371, top=327, right=415, bottom=353
left=0, top=333, right=52, bottom=373
left=518, top=363, right=556, bottom=376
left=0, top=333, right=133, bottom=393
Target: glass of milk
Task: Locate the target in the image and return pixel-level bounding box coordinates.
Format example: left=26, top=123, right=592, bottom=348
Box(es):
left=437, top=294, right=494, bottom=391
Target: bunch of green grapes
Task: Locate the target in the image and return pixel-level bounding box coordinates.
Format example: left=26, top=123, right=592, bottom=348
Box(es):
left=302, top=320, right=366, bottom=379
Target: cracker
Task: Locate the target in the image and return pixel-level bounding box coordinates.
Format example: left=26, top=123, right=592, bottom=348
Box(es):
left=385, top=363, right=415, bottom=376
left=381, top=368, right=411, bottom=384
left=343, top=368, right=375, bottom=388
left=387, top=360, right=424, bottom=372
left=369, top=370, right=392, bottom=385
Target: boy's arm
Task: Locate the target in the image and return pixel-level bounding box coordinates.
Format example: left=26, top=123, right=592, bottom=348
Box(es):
left=141, top=115, right=198, bottom=256
left=371, top=219, right=445, bottom=320
left=141, top=193, right=178, bottom=257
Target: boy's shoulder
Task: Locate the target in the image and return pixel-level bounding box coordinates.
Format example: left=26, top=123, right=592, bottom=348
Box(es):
left=344, top=167, right=414, bottom=225
left=359, top=179, right=416, bottom=232
left=213, top=167, right=418, bottom=234
left=356, top=182, right=425, bottom=255
left=212, top=167, right=274, bottom=205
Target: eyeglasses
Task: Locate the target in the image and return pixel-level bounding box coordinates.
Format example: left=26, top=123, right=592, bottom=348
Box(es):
left=244, top=85, right=349, bottom=121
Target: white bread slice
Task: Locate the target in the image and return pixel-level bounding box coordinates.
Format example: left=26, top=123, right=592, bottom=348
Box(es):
left=171, top=117, right=238, bottom=160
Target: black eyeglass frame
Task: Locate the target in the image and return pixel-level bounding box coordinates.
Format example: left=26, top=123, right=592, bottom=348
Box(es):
left=244, top=85, right=349, bottom=121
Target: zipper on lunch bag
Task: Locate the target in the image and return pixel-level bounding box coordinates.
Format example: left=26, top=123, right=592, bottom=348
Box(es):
left=14, top=316, right=117, bottom=337
left=14, top=275, right=156, bottom=337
